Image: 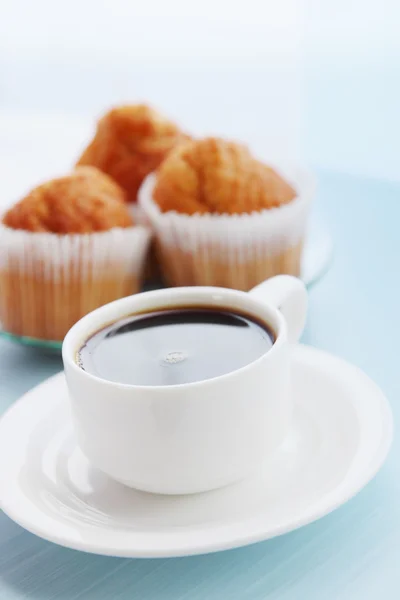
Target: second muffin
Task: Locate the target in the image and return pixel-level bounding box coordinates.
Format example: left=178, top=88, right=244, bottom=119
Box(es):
left=76, top=104, right=187, bottom=203
left=139, top=138, right=315, bottom=291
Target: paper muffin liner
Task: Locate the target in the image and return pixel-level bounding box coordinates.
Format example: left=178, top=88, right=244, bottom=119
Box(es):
left=138, top=165, right=316, bottom=291
left=0, top=225, right=151, bottom=341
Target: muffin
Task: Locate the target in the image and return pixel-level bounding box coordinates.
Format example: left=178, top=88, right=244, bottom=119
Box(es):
left=76, top=104, right=186, bottom=203
left=139, top=138, right=314, bottom=291
left=0, top=167, right=151, bottom=341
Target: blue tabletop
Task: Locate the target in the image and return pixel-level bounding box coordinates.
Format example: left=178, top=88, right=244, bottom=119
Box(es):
left=0, top=170, right=399, bottom=599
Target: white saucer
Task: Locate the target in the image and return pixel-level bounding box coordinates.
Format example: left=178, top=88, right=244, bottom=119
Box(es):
left=0, top=345, right=392, bottom=558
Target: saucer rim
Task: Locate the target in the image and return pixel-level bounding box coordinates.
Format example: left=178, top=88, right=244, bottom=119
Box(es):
left=0, top=344, right=393, bottom=558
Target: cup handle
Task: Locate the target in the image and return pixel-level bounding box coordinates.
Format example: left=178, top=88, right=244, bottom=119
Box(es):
left=249, top=275, right=307, bottom=343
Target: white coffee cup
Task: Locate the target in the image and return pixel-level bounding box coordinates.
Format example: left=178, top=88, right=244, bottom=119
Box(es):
left=63, top=275, right=307, bottom=495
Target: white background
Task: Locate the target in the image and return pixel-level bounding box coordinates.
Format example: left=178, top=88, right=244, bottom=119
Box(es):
left=0, top=0, right=399, bottom=181
left=305, top=0, right=400, bottom=181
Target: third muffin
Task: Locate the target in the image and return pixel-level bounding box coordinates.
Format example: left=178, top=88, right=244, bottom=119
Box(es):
left=139, top=137, right=315, bottom=291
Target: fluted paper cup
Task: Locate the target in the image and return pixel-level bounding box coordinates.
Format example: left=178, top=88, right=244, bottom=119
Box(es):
left=0, top=225, right=151, bottom=341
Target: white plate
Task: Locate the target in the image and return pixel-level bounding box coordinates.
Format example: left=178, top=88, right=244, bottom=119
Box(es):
left=0, top=219, right=332, bottom=351
left=302, top=218, right=332, bottom=286
left=0, top=345, right=392, bottom=558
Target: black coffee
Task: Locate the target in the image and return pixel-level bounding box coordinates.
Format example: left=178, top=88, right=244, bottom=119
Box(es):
left=77, top=308, right=274, bottom=386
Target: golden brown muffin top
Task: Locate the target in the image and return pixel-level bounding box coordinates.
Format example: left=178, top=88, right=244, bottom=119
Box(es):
left=2, top=167, right=134, bottom=233
left=77, top=104, right=186, bottom=202
left=153, top=137, right=296, bottom=215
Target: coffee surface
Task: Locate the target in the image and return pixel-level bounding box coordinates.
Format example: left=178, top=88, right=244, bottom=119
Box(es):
left=77, top=308, right=274, bottom=386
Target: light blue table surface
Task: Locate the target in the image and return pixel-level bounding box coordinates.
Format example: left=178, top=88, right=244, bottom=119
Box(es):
left=0, top=170, right=399, bottom=599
